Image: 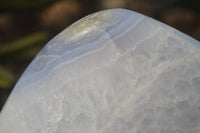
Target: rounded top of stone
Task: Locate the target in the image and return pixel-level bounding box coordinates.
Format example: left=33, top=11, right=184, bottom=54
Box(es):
left=56, top=9, right=133, bottom=41
left=16, top=9, right=141, bottom=88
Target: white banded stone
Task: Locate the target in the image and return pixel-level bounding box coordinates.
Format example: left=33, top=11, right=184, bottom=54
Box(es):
left=0, top=9, right=200, bottom=133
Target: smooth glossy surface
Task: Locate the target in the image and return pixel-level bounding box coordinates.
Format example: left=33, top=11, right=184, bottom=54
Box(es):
left=0, top=9, right=200, bottom=133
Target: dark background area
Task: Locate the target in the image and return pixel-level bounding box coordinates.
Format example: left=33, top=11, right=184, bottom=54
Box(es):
left=0, top=0, right=200, bottom=111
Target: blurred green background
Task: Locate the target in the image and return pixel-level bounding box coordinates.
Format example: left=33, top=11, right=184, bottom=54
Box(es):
left=0, top=0, right=200, bottom=111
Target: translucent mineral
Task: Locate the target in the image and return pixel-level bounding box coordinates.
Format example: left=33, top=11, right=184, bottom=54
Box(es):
left=0, top=9, right=200, bottom=133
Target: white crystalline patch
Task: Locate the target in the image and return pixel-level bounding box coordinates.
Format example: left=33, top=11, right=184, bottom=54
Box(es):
left=0, top=9, right=200, bottom=133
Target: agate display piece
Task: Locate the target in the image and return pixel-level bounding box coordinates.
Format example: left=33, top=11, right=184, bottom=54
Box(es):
left=0, top=9, right=200, bottom=133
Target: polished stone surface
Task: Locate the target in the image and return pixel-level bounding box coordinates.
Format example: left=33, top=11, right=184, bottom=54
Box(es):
left=0, top=9, right=200, bottom=133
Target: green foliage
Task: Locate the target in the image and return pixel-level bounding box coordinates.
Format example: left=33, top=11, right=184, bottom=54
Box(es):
left=0, top=65, right=13, bottom=88
left=0, top=32, right=48, bottom=57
